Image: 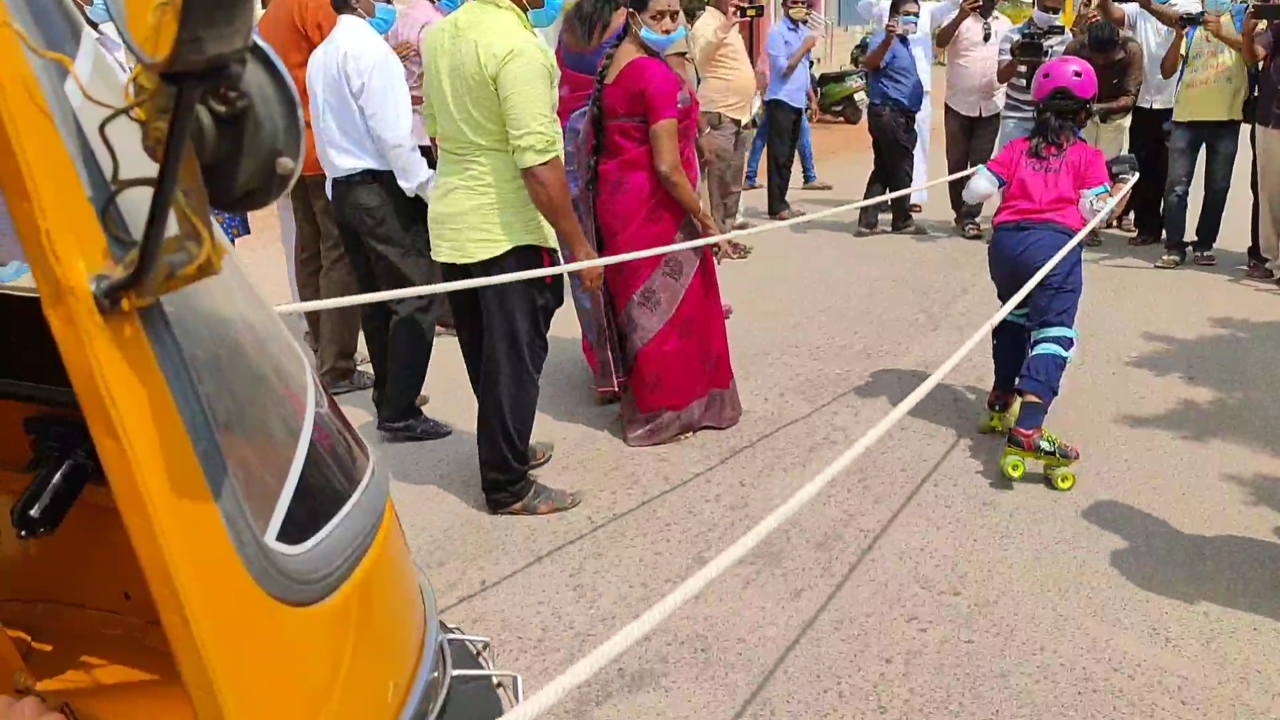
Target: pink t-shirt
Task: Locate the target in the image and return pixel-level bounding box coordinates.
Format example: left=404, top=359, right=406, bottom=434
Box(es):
left=986, top=137, right=1111, bottom=234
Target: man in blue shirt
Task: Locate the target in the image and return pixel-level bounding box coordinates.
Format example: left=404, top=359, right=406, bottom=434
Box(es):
left=764, top=0, right=818, bottom=219
left=856, top=0, right=925, bottom=234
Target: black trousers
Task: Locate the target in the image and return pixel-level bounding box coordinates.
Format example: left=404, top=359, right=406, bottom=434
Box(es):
left=442, top=246, right=564, bottom=511
left=1128, top=106, right=1173, bottom=238
left=765, top=99, right=804, bottom=217
left=943, top=104, right=1001, bottom=224
left=331, top=170, right=442, bottom=425
left=859, top=104, right=918, bottom=228
left=1249, top=122, right=1266, bottom=264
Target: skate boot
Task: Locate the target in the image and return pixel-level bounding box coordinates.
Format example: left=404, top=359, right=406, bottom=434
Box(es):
left=1000, top=427, right=1080, bottom=491
left=979, top=390, right=1020, bottom=435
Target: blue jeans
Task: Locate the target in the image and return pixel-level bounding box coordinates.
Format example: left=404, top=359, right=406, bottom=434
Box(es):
left=988, top=222, right=1083, bottom=412
left=1164, top=120, right=1241, bottom=253
left=746, top=115, right=816, bottom=185
left=996, top=115, right=1035, bottom=153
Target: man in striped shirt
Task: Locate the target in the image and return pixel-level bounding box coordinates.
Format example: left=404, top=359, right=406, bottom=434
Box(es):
left=995, top=0, right=1073, bottom=150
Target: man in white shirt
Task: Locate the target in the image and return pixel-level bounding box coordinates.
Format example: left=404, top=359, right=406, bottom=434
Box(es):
left=307, top=0, right=452, bottom=443
left=1093, top=0, right=1199, bottom=246
left=934, top=0, right=1012, bottom=238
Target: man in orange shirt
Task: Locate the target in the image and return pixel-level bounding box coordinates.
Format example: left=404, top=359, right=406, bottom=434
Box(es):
left=259, top=0, right=372, bottom=396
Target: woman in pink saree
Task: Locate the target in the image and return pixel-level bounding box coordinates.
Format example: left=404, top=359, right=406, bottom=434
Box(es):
left=577, top=0, right=742, bottom=446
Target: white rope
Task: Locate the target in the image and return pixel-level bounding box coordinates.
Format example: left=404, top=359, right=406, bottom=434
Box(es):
left=272, top=168, right=979, bottom=315
left=497, top=177, right=1138, bottom=720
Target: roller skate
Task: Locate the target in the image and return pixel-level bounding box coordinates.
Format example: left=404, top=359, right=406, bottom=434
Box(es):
left=1000, top=427, right=1080, bottom=492
left=979, top=390, right=1020, bottom=435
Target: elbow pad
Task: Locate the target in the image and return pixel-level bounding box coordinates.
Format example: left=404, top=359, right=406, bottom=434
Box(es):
left=1077, top=186, right=1111, bottom=222
left=961, top=166, right=1000, bottom=204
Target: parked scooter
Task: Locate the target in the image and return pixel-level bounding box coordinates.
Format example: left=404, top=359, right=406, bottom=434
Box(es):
left=814, top=67, right=870, bottom=125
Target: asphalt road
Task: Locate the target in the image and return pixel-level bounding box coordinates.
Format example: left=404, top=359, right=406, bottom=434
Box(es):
left=238, top=107, right=1280, bottom=718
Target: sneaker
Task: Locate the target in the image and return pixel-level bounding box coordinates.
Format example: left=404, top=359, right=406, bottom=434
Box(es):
left=378, top=415, right=453, bottom=443
left=1006, top=426, right=1080, bottom=462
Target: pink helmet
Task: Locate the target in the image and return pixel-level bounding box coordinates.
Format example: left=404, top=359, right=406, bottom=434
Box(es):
left=1030, top=56, right=1099, bottom=105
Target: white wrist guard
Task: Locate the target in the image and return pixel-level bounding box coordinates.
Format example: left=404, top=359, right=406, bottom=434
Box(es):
left=1077, top=186, right=1110, bottom=222
left=961, top=166, right=1000, bottom=204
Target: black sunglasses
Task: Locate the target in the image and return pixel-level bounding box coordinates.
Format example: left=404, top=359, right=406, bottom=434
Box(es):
left=983, top=19, right=992, bottom=42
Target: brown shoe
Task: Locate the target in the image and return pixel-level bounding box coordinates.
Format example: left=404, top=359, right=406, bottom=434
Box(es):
left=769, top=209, right=807, bottom=221
left=493, top=482, right=581, bottom=516
left=327, top=369, right=375, bottom=395
left=528, top=440, right=555, bottom=470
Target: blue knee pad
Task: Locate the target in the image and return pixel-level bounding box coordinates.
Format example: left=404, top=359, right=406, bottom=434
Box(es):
left=1018, top=326, right=1077, bottom=403
left=1029, top=326, right=1077, bottom=361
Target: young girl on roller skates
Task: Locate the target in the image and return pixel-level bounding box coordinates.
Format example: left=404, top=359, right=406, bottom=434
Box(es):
left=960, top=55, right=1116, bottom=491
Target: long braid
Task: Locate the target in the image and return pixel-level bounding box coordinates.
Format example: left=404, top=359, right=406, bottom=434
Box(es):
left=584, top=34, right=622, bottom=204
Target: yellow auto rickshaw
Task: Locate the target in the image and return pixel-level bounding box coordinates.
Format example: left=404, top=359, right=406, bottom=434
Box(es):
left=0, top=1, right=519, bottom=717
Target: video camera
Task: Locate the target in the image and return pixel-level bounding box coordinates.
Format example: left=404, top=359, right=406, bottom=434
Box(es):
left=1014, top=24, right=1067, bottom=61
left=1179, top=10, right=1206, bottom=26
left=1107, top=154, right=1139, bottom=184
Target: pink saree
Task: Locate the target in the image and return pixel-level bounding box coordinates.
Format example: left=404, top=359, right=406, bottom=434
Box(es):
left=581, top=57, right=742, bottom=447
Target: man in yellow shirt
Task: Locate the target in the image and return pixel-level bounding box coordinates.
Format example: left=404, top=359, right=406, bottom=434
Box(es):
left=691, top=0, right=757, bottom=236
left=423, top=0, right=602, bottom=516
left=1155, top=3, right=1249, bottom=269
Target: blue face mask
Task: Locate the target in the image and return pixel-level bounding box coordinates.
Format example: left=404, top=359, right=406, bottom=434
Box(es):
left=367, top=2, right=397, bottom=35
left=437, top=0, right=465, bottom=14
left=84, top=0, right=112, bottom=24
left=634, top=18, right=688, bottom=56
left=527, top=0, right=564, bottom=28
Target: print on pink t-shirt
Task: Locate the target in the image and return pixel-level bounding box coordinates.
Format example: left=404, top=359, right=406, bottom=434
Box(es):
left=985, top=137, right=1112, bottom=234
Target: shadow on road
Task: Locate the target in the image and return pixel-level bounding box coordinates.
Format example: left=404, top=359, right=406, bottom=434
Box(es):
left=1121, top=318, right=1280, bottom=459
left=438, top=374, right=872, bottom=613
left=1084, top=231, right=1254, bottom=280
left=852, top=368, right=1008, bottom=488
left=342, top=391, right=493, bottom=510
left=1225, top=472, right=1280, bottom=539
left=1083, top=500, right=1280, bottom=623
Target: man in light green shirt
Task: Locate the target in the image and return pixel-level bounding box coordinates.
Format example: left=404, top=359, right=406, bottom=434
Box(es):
left=422, top=0, right=599, bottom=516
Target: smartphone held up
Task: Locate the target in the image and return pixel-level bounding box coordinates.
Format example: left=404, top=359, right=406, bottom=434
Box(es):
left=1252, top=1, right=1280, bottom=22
left=737, top=3, right=766, bottom=18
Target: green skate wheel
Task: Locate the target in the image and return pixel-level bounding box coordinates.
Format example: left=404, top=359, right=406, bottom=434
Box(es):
left=1048, top=469, right=1076, bottom=492
left=1000, top=454, right=1026, bottom=482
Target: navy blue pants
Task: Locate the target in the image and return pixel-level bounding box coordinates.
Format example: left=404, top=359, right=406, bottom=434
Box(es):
left=988, top=222, right=1083, bottom=411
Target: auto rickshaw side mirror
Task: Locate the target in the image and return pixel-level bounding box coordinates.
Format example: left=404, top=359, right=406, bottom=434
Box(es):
left=191, top=36, right=304, bottom=213
left=90, top=4, right=303, bottom=311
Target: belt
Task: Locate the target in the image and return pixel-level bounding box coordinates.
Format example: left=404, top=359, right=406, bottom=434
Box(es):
left=701, top=111, right=746, bottom=129
left=333, top=169, right=393, bottom=185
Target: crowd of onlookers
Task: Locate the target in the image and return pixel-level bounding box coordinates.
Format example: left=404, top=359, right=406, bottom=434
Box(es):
left=42, top=0, right=1275, bottom=521
left=852, top=0, right=1280, bottom=278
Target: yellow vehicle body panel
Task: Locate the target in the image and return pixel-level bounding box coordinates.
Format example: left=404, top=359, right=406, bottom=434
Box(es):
left=0, top=5, right=427, bottom=718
